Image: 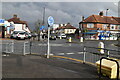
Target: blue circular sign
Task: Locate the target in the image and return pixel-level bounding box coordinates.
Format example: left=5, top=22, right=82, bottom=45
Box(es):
left=48, top=16, right=54, bottom=26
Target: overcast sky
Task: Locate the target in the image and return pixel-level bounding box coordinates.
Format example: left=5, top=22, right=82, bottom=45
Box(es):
left=2, top=2, right=119, bottom=30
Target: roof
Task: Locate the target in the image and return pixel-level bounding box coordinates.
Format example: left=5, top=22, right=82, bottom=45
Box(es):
left=80, top=15, right=120, bottom=25
left=56, top=24, right=76, bottom=30
left=7, top=15, right=28, bottom=27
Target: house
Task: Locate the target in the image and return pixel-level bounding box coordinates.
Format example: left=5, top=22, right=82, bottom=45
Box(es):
left=6, top=14, right=31, bottom=37
left=79, top=12, right=120, bottom=40
left=0, top=19, right=5, bottom=38
left=55, top=23, right=76, bottom=34
left=0, top=19, right=11, bottom=38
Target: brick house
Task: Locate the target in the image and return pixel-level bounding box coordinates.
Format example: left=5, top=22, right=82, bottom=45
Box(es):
left=79, top=14, right=120, bottom=40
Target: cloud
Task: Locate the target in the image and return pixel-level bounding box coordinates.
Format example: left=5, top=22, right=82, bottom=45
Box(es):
left=2, top=2, right=118, bottom=30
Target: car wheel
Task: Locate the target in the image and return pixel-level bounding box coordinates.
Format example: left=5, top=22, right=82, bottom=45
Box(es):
left=10, top=36, right=13, bottom=39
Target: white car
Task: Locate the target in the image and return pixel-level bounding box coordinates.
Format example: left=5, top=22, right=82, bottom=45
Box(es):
left=25, top=32, right=32, bottom=39
left=57, top=33, right=67, bottom=39
left=10, top=31, right=20, bottom=39
left=16, top=32, right=26, bottom=39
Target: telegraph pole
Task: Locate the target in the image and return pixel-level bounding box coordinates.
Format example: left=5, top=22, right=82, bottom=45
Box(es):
left=106, top=9, right=109, bottom=23
left=42, top=7, right=45, bottom=25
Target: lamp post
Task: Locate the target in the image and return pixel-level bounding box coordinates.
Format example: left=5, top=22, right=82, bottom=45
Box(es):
left=105, top=9, right=109, bottom=40
left=106, top=9, right=109, bottom=23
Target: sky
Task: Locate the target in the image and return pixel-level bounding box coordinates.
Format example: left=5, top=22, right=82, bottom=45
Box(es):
left=2, top=2, right=119, bottom=30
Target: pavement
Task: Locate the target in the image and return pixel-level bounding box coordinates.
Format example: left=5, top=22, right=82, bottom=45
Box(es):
left=2, top=54, right=111, bottom=79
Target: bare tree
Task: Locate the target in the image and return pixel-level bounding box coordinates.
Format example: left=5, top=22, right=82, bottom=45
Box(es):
left=34, top=19, right=42, bottom=41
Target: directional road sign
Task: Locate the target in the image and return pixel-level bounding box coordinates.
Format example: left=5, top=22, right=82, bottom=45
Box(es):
left=48, top=16, right=54, bottom=26
left=40, top=25, right=45, bottom=30
left=0, top=19, right=5, bottom=23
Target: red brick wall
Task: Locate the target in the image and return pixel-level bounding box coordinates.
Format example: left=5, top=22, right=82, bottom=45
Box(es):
left=82, top=23, right=111, bottom=31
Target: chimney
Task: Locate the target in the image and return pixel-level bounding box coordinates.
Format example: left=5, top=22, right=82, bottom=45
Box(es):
left=63, top=24, right=65, bottom=26
left=13, top=14, right=17, bottom=18
left=99, top=11, right=104, bottom=16
left=82, top=16, right=84, bottom=21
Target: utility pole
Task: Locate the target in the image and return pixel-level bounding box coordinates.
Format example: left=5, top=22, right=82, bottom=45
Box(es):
left=41, top=7, right=45, bottom=40
left=42, top=7, right=45, bottom=25
left=105, top=9, right=109, bottom=40
left=106, top=9, right=109, bottom=23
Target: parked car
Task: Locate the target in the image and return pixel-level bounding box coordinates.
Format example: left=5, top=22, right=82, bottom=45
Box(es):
left=117, top=36, right=120, bottom=40
left=57, top=33, right=67, bottom=39
left=49, top=33, right=57, bottom=40
left=10, top=31, right=20, bottom=39
left=10, top=31, right=27, bottom=40
left=25, top=32, right=32, bottom=39
left=16, top=32, right=26, bottom=39
left=31, top=33, right=38, bottom=37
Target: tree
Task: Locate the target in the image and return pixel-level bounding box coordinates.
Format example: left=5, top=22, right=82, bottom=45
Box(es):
left=34, top=19, right=42, bottom=41
left=75, top=28, right=79, bottom=35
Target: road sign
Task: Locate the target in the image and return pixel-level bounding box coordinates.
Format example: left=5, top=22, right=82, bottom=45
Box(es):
left=0, top=19, right=5, bottom=23
left=40, top=25, right=45, bottom=30
left=48, top=16, right=54, bottom=26
left=47, top=16, right=54, bottom=58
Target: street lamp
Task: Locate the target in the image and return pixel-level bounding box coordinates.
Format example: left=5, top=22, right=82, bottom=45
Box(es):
left=105, top=9, right=109, bottom=40
left=106, top=9, right=109, bottom=23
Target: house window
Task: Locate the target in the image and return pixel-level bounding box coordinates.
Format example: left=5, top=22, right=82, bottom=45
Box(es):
left=87, top=23, right=94, bottom=28
left=70, top=29, right=72, bottom=32
left=117, top=25, right=120, bottom=30
left=103, top=24, right=108, bottom=29
left=110, top=25, right=116, bottom=30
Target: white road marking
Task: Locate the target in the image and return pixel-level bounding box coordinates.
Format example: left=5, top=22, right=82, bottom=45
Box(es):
left=77, top=52, right=84, bottom=54
left=66, top=53, right=74, bottom=55
left=51, top=44, right=64, bottom=46
left=50, top=54, right=54, bottom=55
left=56, top=52, right=85, bottom=55
left=38, top=44, right=47, bottom=46
left=38, top=43, right=64, bottom=46
left=57, top=53, right=65, bottom=55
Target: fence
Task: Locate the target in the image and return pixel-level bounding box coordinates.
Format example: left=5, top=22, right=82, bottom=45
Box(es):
left=2, top=40, right=120, bottom=65
left=82, top=46, right=120, bottom=64
left=30, top=41, right=47, bottom=55
left=2, top=40, right=14, bottom=54
left=23, top=41, right=30, bottom=55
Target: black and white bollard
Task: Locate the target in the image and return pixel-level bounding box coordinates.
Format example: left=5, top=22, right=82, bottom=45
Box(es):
left=98, top=42, right=104, bottom=54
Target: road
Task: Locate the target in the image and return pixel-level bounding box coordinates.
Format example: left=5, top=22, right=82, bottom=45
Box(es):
left=2, top=39, right=119, bottom=64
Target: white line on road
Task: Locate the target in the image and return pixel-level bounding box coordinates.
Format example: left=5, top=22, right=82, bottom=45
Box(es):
left=38, top=44, right=47, bottom=46
left=38, top=43, right=64, bottom=46
left=54, top=52, right=84, bottom=56
left=77, top=52, right=84, bottom=54
left=57, top=53, right=65, bottom=55
left=66, top=53, right=74, bottom=55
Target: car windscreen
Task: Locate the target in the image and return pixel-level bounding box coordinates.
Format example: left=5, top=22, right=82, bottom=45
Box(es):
left=13, top=31, right=19, bottom=34
left=50, top=34, right=56, bottom=36
left=19, top=32, right=25, bottom=35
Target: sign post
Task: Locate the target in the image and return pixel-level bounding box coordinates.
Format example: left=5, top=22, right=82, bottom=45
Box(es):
left=47, top=16, right=54, bottom=58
